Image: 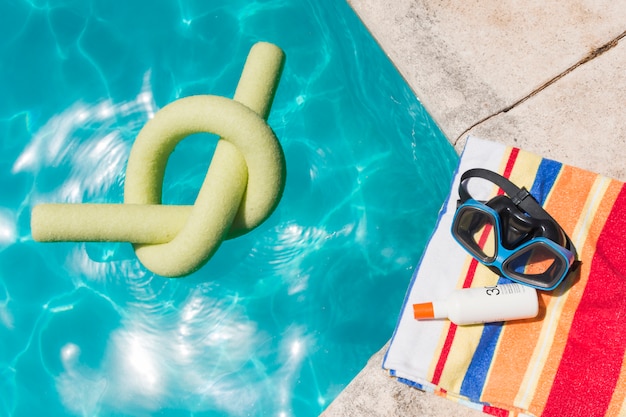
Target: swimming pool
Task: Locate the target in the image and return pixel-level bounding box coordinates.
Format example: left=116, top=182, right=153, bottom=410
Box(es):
left=0, top=0, right=458, bottom=415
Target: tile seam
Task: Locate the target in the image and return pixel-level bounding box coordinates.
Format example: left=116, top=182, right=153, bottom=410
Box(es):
left=453, top=29, right=626, bottom=146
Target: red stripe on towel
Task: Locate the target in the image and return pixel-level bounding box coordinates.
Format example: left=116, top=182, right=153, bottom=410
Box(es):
left=431, top=323, right=457, bottom=385
left=500, top=147, right=519, bottom=192
left=542, top=184, right=626, bottom=417
left=460, top=147, right=519, bottom=290
left=431, top=147, right=520, bottom=386
left=482, top=405, right=510, bottom=417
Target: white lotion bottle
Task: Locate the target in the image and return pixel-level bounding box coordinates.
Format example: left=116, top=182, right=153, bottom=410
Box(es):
left=413, top=283, right=539, bottom=325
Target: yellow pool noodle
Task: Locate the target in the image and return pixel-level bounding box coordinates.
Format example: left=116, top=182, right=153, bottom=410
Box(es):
left=31, top=42, right=286, bottom=277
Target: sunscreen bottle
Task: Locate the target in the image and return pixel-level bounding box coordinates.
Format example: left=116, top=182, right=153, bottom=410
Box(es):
left=413, top=283, right=538, bottom=325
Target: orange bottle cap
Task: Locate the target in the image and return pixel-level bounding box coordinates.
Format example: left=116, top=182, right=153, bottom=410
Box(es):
left=413, top=302, right=435, bottom=320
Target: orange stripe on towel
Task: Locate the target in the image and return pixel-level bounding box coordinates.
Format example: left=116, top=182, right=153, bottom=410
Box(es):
left=479, top=165, right=595, bottom=408
left=526, top=177, right=622, bottom=416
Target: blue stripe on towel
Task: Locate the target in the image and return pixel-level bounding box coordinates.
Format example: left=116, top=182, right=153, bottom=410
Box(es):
left=459, top=322, right=503, bottom=401
left=530, top=159, right=562, bottom=204
left=458, top=158, right=563, bottom=401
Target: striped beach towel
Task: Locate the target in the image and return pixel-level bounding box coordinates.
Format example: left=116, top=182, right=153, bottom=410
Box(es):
left=383, top=136, right=626, bottom=417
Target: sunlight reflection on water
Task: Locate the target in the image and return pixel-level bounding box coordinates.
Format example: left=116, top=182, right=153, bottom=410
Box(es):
left=0, top=0, right=457, bottom=416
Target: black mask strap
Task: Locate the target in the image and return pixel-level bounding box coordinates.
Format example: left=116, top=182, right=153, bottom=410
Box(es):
left=459, top=168, right=549, bottom=221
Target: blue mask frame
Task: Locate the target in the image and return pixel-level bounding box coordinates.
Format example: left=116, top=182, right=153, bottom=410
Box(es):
left=451, top=169, right=578, bottom=290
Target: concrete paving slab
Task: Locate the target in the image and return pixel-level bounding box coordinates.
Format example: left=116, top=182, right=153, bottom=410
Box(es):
left=459, top=37, right=626, bottom=181
left=321, top=343, right=486, bottom=417
left=347, top=0, right=626, bottom=148
left=322, top=1, right=626, bottom=415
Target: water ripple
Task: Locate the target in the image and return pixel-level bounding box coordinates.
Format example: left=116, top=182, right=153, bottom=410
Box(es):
left=12, top=72, right=155, bottom=206
left=0, top=0, right=458, bottom=416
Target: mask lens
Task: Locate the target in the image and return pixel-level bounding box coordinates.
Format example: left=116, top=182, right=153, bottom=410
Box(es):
left=453, top=205, right=497, bottom=262
left=504, top=241, right=567, bottom=287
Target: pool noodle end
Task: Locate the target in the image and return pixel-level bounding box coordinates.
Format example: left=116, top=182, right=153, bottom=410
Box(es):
left=234, top=41, right=286, bottom=119
left=31, top=204, right=191, bottom=243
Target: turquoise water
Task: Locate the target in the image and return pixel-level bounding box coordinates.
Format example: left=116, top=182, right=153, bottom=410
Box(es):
left=0, top=0, right=458, bottom=416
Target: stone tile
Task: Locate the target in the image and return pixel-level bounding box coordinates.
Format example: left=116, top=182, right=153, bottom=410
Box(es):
left=460, top=38, right=626, bottom=181
left=347, top=0, right=626, bottom=143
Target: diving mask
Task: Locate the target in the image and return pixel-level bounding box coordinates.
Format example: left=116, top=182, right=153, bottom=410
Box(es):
left=451, top=168, right=578, bottom=290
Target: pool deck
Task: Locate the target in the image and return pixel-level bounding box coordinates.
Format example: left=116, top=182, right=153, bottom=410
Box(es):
left=322, top=1, right=626, bottom=416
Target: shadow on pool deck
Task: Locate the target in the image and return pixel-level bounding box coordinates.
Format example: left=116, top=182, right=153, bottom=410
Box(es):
left=322, top=1, right=626, bottom=415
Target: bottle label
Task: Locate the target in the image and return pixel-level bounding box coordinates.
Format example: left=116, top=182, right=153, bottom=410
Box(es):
left=484, top=283, right=524, bottom=296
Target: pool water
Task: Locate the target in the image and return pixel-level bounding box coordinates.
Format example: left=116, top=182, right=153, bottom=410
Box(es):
left=0, top=0, right=458, bottom=416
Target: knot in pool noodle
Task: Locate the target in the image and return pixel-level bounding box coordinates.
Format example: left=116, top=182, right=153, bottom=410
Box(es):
left=31, top=42, right=286, bottom=277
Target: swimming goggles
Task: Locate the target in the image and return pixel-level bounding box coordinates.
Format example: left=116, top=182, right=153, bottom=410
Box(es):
left=451, top=168, right=578, bottom=290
